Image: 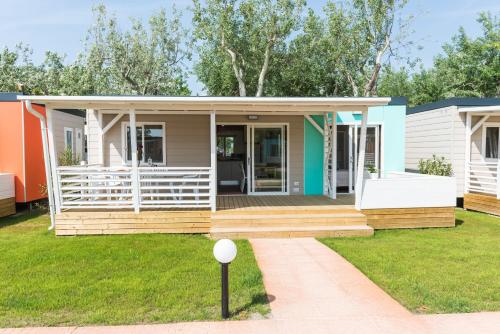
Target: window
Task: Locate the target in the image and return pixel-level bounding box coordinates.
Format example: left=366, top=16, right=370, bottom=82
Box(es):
left=123, top=122, right=165, bottom=164
left=217, top=136, right=235, bottom=158
left=64, top=127, right=73, bottom=151
left=483, top=125, right=499, bottom=160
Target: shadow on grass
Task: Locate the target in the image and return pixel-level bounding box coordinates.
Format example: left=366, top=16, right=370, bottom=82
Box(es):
left=455, top=219, right=464, bottom=226
left=232, top=293, right=275, bottom=317
left=0, top=209, right=47, bottom=229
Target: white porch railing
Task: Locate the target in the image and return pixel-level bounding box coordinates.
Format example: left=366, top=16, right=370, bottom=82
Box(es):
left=57, top=166, right=134, bottom=209
left=138, top=167, right=211, bottom=208
left=466, top=161, right=500, bottom=198
left=56, top=166, right=212, bottom=210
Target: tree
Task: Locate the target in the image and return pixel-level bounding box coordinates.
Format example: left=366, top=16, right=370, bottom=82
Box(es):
left=379, top=12, right=499, bottom=106
left=193, top=0, right=305, bottom=96
left=81, top=5, right=191, bottom=95
left=322, top=0, right=411, bottom=97
left=432, top=12, right=499, bottom=98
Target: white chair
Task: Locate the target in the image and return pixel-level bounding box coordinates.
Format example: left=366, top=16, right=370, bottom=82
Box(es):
left=239, top=162, right=247, bottom=193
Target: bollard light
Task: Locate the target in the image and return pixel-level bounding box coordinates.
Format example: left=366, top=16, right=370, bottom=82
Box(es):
left=213, top=239, right=237, bottom=319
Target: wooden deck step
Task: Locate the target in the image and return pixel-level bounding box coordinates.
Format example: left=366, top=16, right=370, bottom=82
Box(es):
left=210, top=225, right=374, bottom=239
left=212, top=212, right=367, bottom=227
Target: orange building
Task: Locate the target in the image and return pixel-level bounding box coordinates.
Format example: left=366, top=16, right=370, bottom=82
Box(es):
left=0, top=93, right=85, bottom=204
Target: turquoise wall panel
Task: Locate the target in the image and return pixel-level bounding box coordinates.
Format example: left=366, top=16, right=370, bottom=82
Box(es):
left=303, top=105, right=406, bottom=195
left=304, top=116, right=324, bottom=195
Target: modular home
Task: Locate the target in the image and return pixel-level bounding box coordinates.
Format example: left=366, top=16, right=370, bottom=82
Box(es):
left=0, top=92, right=85, bottom=214
left=17, top=95, right=456, bottom=237
left=406, top=98, right=500, bottom=216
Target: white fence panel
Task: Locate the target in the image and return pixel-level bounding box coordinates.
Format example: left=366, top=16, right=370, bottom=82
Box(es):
left=138, top=167, right=211, bottom=208
left=466, top=161, right=499, bottom=197
left=57, top=166, right=133, bottom=209
left=361, top=172, right=456, bottom=209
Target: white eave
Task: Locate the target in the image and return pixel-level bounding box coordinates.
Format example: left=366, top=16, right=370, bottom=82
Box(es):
left=458, top=105, right=500, bottom=113
left=17, top=95, right=391, bottom=114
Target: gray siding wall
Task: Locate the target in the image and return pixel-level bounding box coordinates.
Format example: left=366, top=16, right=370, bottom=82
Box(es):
left=88, top=112, right=305, bottom=194
left=52, top=110, right=85, bottom=160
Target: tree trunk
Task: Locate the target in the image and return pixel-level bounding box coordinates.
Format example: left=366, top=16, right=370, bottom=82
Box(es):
left=256, top=40, right=273, bottom=97
left=225, top=48, right=246, bottom=97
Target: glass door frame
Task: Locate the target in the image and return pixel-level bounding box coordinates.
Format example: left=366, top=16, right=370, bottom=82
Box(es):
left=349, top=123, right=382, bottom=193
left=247, top=124, right=289, bottom=195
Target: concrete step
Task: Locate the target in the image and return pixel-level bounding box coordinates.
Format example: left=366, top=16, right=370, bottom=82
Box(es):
left=210, top=225, right=374, bottom=239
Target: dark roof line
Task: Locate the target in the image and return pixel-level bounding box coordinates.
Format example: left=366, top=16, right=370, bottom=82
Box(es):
left=408, top=97, right=500, bottom=115
left=0, top=92, right=85, bottom=118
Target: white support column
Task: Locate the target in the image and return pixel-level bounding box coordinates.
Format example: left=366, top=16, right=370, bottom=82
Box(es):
left=98, top=110, right=104, bottom=165
left=330, top=112, right=337, bottom=199
left=355, top=109, right=368, bottom=210
left=210, top=111, right=217, bottom=212
left=464, top=112, right=472, bottom=195
left=323, top=112, right=329, bottom=196
left=348, top=126, right=353, bottom=193
left=129, top=110, right=140, bottom=213
left=46, top=108, right=61, bottom=214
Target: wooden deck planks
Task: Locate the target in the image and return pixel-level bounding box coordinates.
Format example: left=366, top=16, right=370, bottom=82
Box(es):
left=0, top=197, right=15, bottom=218
left=54, top=194, right=457, bottom=236
left=362, top=207, right=456, bottom=229
left=464, top=193, right=499, bottom=216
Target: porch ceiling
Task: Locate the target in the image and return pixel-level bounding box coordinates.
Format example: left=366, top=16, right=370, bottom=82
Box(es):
left=17, top=95, right=391, bottom=114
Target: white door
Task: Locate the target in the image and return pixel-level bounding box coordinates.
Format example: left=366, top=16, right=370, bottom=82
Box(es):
left=248, top=125, right=288, bottom=195
left=75, top=128, right=83, bottom=159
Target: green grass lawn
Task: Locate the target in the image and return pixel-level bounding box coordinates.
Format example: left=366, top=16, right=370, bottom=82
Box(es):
left=320, top=209, right=500, bottom=314
left=0, top=211, right=269, bottom=327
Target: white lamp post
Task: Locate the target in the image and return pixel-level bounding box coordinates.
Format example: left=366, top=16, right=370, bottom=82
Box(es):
left=213, top=239, right=237, bottom=319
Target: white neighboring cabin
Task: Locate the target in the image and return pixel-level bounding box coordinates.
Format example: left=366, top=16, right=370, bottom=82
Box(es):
left=406, top=98, right=500, bottom=201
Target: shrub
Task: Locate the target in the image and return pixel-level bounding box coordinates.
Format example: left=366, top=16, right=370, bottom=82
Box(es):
left=58, top=147, right=80, bottom=166
left=418, top=155, right=453, bottom=176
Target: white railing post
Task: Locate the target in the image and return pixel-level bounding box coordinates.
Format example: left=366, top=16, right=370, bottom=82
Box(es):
left=129, top=110, right=140, bottom=213
left=210, top=111, right=217, bottom=212
left=497, top=160, right=500, bottom=199
left=330, top=112, right=337, bottom=199
left=355, top=108, right=368, bottom=210
left=464, top=113, right=472, bottom=194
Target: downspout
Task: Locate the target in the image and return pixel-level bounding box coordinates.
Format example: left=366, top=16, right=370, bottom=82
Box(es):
left=25, top=101, right=56, bottom=230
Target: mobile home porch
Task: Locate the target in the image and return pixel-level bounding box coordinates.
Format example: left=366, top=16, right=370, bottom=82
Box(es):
left=18, top=95, right=457, bottom=237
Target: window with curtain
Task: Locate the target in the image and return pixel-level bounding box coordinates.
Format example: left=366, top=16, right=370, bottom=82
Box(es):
left=125, top=123, right=165, bottom=164
left=485, top=126, right=499, bottom=159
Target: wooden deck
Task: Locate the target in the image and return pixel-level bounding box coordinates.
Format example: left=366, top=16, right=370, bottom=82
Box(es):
left=212, top=194, right=373, bottom=239
left=55, top=194, right=373, bottom=238
left=216, top=194, right=355, bottom=211
left=54, top=194, right=456, bottom=237
left=464, top=192, right=500, bottom=216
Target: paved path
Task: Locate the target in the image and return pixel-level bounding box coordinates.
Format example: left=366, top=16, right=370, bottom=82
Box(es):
left=1, top=238, right=499, bottom=333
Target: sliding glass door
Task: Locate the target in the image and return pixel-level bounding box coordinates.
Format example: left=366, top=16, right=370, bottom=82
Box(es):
left=248, top=125, right=288, bottom=194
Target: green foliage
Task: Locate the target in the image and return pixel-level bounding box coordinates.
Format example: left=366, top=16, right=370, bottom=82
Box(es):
left=366, top=164, right=378, bottom=173
left=418, top=155, right=453, bottom=176
left=320, top=209, right=500, bottom=313
left=0, top=213, right=269, bottom=326
left=379, top=12, right=499, bottom=106
left=81, top=5, right=191, bottom=95
left=58, top=147, right=80, bottom=166
left=192, top=0, right=306, bottom=96
left=0, top=5, right=191, bottom=96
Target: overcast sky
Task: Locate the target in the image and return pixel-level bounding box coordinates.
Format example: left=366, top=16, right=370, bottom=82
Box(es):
left=1, top=0, right=498, bottom=94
